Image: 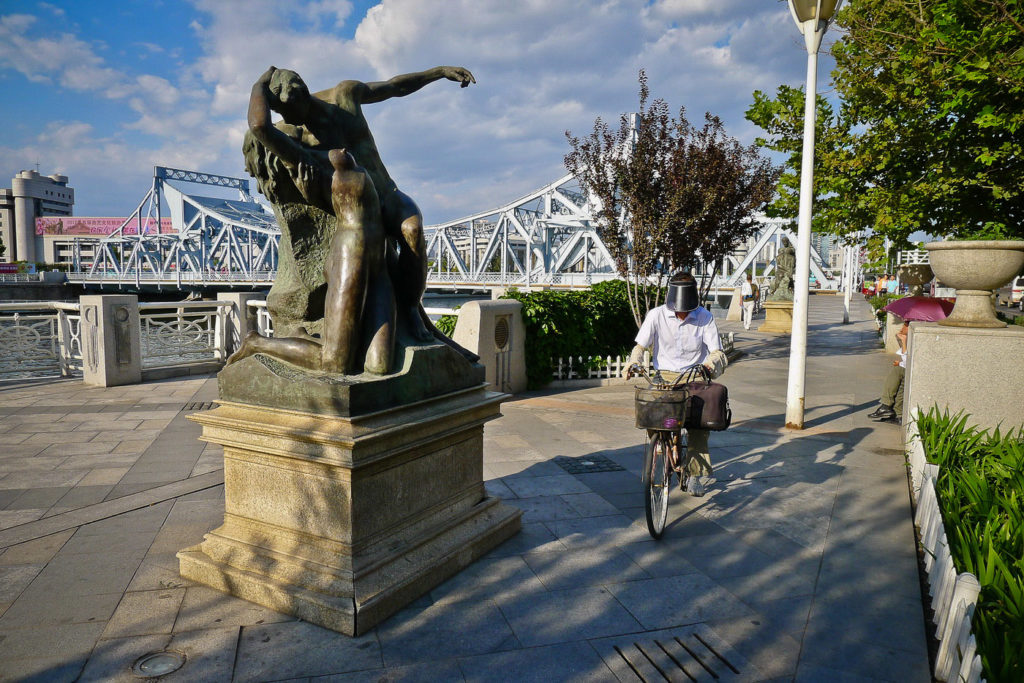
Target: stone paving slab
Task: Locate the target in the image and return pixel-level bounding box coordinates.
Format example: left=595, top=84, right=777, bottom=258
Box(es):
left=0, top=296, right=932, bottom=681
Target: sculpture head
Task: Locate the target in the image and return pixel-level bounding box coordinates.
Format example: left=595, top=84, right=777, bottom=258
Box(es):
left=329, top=148, right=356, bottom=172
left=269, top=69, right=312, bottom=124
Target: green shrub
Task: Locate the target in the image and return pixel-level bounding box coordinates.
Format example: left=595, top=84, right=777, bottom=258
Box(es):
left=500, top=280, right=652, bottom=388
left=434, top=313, right=457, bottom=337
left=916, top=408, right=1024, bottom=683
left=867, top=292, right=901, bottom=334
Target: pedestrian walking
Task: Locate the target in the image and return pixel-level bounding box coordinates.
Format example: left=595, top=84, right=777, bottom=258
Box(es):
left=740, top=273, right=755, bottom=330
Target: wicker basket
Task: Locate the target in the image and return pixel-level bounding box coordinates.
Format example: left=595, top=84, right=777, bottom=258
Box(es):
left=634, top=386, right=689, bottom=430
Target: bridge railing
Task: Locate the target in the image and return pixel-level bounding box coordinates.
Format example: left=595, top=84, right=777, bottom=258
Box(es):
left=138, top=301, right=229, bottom=367
left=0, top=301, right=83, bottom=379
left=0, top=298, right=234, bottom=382
left=66, top=270, right=277, bottom=286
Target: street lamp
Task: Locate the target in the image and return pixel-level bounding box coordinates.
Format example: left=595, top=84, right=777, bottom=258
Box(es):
left=785, top=0, right=842, bottom=429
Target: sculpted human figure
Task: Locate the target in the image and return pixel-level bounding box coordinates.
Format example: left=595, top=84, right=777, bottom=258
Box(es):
left=262, top=64, right=476, bottom=342
left=769, top=245, right=797, bottom=302
left=229, top=67, right=394, bottom=374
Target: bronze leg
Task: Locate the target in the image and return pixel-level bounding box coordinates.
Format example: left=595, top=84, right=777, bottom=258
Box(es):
left=226, top=331, right=324, bottom=370
left=320, top=225, right=367, bottom=374
left=387, top=190, right=431, bottom=342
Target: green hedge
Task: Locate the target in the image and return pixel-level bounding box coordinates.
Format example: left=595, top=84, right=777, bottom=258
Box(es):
left=916, top=408, right=1024, bottom=683
left=500, top=280, right=655, bottom=388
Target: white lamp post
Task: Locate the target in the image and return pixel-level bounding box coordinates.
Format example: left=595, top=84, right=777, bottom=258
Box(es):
left=785, top=0, right=842, bottom=429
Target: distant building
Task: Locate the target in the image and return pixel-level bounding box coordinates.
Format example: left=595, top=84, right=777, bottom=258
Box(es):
left=0, top=170, right=75, bottom=263
left=35, top=216, right=174, bottom=267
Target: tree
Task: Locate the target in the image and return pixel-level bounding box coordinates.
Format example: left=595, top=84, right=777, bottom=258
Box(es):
left=745, top=85, right=853, bottom=233
left=565, top=72, right=778, bottom=327
left=828, top=0, right=1024, bottom=242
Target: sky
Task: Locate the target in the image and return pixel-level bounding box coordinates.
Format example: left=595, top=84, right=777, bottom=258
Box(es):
left=0, top=0, right=840, bottom=225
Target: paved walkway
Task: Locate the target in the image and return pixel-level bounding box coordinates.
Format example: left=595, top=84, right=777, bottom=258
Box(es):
left=0, top=295, right=930, bottom=682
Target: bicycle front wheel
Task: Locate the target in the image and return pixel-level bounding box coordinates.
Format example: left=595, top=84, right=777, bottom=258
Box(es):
left=643, top=431, right=672, bottom=539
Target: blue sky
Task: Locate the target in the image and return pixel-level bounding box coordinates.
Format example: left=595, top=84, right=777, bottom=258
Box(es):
left=0, top=0, right=838, bottom=223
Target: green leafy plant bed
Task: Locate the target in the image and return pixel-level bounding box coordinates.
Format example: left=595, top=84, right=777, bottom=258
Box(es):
left=915, top=408, right=1024, bottom=682
left=501, top=280, right=650, bottom=388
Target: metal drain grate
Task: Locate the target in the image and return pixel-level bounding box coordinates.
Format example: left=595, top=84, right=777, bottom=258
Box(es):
left=596, top=626, right=749, bottom=682
left=182, top=401, right=215, bottom=411
left=554, top=454, right=626, bottom=474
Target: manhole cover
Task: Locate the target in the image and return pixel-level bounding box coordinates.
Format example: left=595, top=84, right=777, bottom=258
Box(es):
left=183, top=401, right=215, bottom=411
left=131, top=650, right=186, bottom=677
left=554, top=454, right=626, bottom=474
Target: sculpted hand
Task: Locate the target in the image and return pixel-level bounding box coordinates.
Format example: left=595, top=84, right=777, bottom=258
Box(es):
left=256, top=66, right=277, bottom=86
left=442, top=66, right=476, bottom=88
left=294, top=159, right=320, bottom=204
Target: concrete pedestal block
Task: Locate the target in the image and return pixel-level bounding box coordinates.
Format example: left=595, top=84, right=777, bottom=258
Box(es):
left=452, top=300, right=527, bottom=394
left=726, top=288, right=742, bottom=322
left=905, top=322, right=1024, bottom=432
left=79, top=294, right=142, bottom=387
left=178, top=378, right=522, bottom=635
left=218, top=291, right=264, bottom=355
left=758, top=301, right=794, bottom=334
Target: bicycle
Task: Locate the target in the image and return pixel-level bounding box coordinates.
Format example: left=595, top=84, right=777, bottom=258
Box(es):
left=627, top=362, right=711, bottom=539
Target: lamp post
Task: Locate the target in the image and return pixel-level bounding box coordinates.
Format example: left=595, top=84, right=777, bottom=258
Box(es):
left=785, top=0, right=842, bottom=429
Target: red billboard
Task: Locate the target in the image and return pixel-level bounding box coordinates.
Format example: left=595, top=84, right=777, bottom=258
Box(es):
left=35, top=217, right=174, bottom=236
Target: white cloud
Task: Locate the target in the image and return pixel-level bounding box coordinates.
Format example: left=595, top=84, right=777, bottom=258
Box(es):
left=1, top=1, right=821, bottom=222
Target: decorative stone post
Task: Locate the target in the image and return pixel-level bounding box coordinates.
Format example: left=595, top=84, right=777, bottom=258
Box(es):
left=452, top=300, right=527, bottom=394
left=79, top=294, right=142, bottom=387
left=218, top=291, right=264, bottom=355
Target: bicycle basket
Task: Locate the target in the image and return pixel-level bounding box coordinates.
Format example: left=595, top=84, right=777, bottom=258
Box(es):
left=634, top=386, right=689, bottom=430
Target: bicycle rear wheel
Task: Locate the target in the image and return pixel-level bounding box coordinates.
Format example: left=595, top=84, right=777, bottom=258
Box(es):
left=643, top=431, right=672, bottom=539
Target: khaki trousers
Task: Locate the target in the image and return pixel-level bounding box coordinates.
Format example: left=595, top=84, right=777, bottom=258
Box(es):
left=655, top=369, right=713, bottom=477
left=881, top=365, right=905, bottom=414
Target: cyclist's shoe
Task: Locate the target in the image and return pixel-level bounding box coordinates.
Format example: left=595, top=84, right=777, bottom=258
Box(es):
left=868, top=403, right=893, bottom=419
left=686, top=475, right=707, bottom=497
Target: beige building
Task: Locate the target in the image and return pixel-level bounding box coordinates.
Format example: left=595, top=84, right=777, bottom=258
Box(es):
left=0, top=170, right=75, bottom=263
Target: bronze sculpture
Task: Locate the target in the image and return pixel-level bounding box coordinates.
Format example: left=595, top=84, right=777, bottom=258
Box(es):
left=768, top=245, right=797, bottom=302
left=232, top=65, right=476, bottom=375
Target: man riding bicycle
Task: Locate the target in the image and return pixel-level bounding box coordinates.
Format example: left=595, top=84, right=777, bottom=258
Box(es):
left=626, top=274, right=728, bottom=496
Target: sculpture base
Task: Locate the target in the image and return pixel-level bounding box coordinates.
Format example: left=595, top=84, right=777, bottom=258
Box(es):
left=218, top=342, right=485, bottom=417
left=178, top=384, right=521, bottom=635
left=759, top=301, right=794, bottom=334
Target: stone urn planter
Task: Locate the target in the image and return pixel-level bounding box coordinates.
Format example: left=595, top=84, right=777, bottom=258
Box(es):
left=896, top=263, right=934, bottom=296
left=924, top=240, right=1024, bottom=328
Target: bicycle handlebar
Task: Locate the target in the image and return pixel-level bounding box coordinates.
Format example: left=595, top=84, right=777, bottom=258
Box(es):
left=628, top=362, right=710, bottom=389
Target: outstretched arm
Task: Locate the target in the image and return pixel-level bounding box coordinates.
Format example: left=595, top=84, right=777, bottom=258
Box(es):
left=360, top=66, right=475, bottom=104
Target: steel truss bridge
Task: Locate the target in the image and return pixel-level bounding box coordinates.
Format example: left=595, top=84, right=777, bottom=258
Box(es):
left=68, top=166, right=836, bottom=292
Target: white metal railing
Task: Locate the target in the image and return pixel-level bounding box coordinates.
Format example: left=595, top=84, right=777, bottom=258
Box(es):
left=899, top=249, right=930, bottom=266
left=906, top=411, right=986, bottom=683
left=552, top=333, right=735, bottom=381
left=0, top=273, right=44, bottom=283
left=67, top=270, right=276, bottom=285
left=247, top=299, right=274, bottom=336
left=0, top=301, right=82, bottom=379
left=138, top=301, right=230, bottom=368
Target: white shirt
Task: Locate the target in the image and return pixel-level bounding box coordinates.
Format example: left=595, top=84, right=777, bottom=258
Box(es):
left=635, top=305, right=722, bottom=372
left=741, top=281, right=753, bottom=301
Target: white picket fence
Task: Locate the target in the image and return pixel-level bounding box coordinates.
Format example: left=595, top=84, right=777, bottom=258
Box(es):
left=906, top=410, right=986, bottom=683
left=552, top=332, right=735, bottom=381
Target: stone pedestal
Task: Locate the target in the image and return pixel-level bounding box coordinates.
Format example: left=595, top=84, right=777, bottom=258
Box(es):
left=178, top=345, right=522, bottom=635
left=758, top=300, right=794, bottom=334
left=904, top=323, right=1024, bottom=433
left=725, top=288, right=742, bottom=322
